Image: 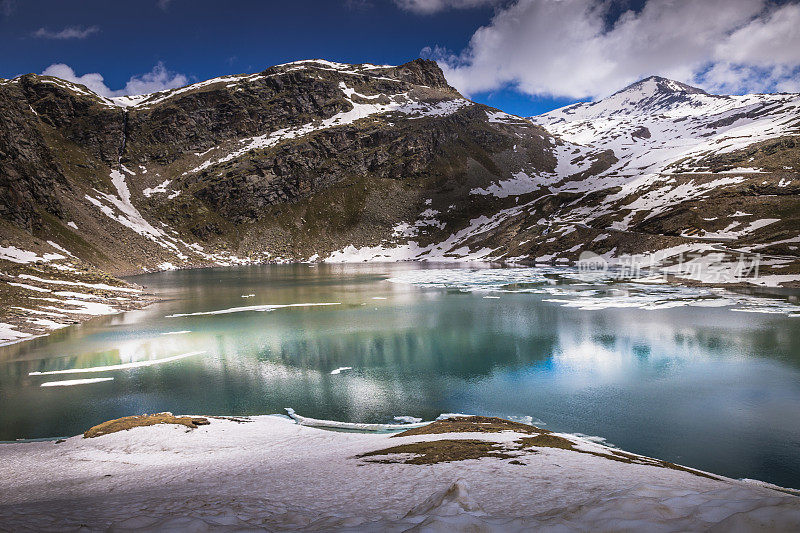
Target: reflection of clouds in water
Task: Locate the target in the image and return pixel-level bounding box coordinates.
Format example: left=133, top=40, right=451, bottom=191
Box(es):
left=204, top=341, right=428, bottom=423
left=26, top=333, right=208, bottom=376
left=552, top=340, right=627, bottom=374
left=546, top=304, right=780, bottom=379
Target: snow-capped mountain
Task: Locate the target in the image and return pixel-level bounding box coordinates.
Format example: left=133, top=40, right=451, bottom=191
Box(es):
left=519, top=77, right=799, bottom=272
left=534, top=75, right=799, bottom=176
left=0, top=62, right=798, bottom=340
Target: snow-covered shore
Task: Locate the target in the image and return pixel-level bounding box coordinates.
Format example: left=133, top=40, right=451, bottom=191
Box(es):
left=0, top=256, right=156, bottom=347
left=0, top=415, right=798, bottom=531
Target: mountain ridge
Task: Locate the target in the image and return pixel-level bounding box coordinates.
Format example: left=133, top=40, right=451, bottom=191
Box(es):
left=0, top=60, right=798, bottom=345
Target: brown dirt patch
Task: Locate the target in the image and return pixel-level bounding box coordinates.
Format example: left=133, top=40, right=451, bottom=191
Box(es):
left=393, top=416, right=548, bottom=438
left=517, top=433, right=576, bottom=450
left=517, top=434, right=718, bottom=480
left=379, top=416, right=718, bottom=479
left=358, top=439, right=518, bottom=464
left=83, top=413, right=210, bottom=438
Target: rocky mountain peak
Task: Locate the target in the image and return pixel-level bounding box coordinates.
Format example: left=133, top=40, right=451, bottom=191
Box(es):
left=545, top=75, right=723, bottom=121
left=391, top=59, right=454, bottom=90
left=616, top=75, right=708, bottom=98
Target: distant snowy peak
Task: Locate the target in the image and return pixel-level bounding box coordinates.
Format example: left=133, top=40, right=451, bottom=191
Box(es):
left=601, top=76, right=720, bottom=113
left=548, top=76, right=727, bottom=121
left=616, top=76, right=708, bottom=98
left=531, top=74, right=800, bottom=179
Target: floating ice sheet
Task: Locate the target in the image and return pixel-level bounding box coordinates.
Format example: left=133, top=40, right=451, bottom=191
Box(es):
left=30, top=351, right=205, bottom=376
left=40, top=377, right=114, bottom=387
left=388, top=267, right=800, bottom=316
left=167, top=302, right=340, bottom=317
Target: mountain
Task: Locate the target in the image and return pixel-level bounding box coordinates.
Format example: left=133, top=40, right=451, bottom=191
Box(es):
left=531, top=76, right=800, bottom=263
left=0, top=61, right=798, bottom=343
left=0, top=59, right=572, bottom=269
left=0, top=59, right=566, bottom=341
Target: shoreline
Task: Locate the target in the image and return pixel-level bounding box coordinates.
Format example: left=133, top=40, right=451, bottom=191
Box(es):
left=3, top=257, right=800, bottom=349
left=0, top=258, right=159, bottom=348
left=1, top=414, right=798, bottom=530
left=5, top=410, right=799, bottom=494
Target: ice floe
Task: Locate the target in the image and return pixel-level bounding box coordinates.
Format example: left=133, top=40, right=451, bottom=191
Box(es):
left=166, top=302, right=340, bottom=317
left=29, top=351, right=205, bottom=376
left=40, top=377, right=114, bottom=387
left=388, top=266, right=800, bottom=316
left=17, top=274, right=141, bottom=293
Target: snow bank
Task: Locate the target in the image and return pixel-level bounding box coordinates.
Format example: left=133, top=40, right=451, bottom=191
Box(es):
left=0, top=415, right=796, bottom=531
left=0, top=245, right=64, bottom=264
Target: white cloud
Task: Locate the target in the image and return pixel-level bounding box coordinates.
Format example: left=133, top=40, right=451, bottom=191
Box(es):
left=698, top=63, right=800, bottom=95
left=32, top=26, right=99, bottom=40
left=434, top=0, right=800, bottom=99
left=123, top=63, right=189, bottom=95
left=41, top=62, right=188, bottom=97
left=157, top=0, right=174, bottom=10
left=714, top=2, right=800, bottom=65
left=395, top=0, right=501, bottom=14
left=41, top=64, right=111, bottom=96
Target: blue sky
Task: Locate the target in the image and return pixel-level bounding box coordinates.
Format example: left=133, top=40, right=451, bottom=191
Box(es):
left=1, top=0, right=798, bottom=116
left=0, top=0, right=572, bottom=115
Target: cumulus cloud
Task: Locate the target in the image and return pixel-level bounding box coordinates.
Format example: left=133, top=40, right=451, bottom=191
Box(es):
left=41, top=62, right=189, bottom=97
left=32, top=26, right=99, bottom=39
left=395, top=0, right=501, bottom=14
left=41, top=64, right=111, bottom=95
left=434, top=0, right=800, bottom=98
left=122, top=63, right=189, bottom=95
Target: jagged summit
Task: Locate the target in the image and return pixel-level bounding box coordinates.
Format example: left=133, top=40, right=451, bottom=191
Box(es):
left=587, top=75, right=722, bottom=116
left=613, top=75, right=708, bottom=98
left=533, top=75, right=731, bottom=124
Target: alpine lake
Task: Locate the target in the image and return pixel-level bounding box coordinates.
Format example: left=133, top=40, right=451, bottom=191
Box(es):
left=2, top=263, right=799, bottom=489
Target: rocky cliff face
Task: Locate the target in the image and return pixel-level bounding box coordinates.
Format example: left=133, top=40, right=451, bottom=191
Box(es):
left=0, top=59, right=799, bottom=342
left=0, top=80, right=68, bottom=231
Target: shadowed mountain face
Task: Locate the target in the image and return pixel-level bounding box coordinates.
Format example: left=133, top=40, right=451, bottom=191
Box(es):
left=0, top=59, right=799, bottom=339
